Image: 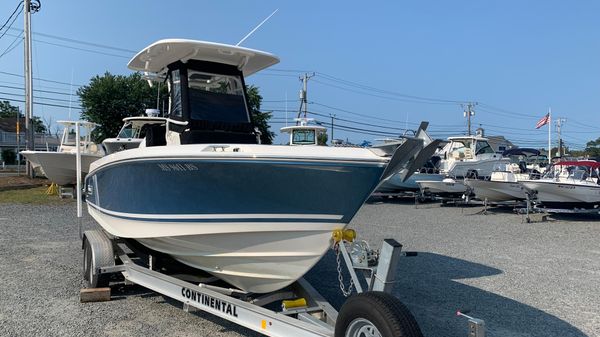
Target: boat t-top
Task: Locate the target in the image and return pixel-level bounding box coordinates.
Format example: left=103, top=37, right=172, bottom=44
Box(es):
left=280, top=118, right=327, bottom=146
left=83, top=39, right=413, bottom=294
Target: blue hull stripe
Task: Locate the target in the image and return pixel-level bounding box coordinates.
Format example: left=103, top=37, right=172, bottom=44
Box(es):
left=86, top=158, right=384, bottom=223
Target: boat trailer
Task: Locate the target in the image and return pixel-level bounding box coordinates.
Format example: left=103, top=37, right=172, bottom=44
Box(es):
left=516, top=191, right=600, bottom=223
left=80, top=229, right=487, bottom=337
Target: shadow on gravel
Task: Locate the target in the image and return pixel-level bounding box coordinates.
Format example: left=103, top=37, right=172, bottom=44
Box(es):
left=306, top=250, right=586, bottom=337
left=548, top=212, right=600, bottom=222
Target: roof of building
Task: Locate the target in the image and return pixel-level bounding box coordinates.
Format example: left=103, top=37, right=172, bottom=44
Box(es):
left=0, top=117, right=26, bottom=133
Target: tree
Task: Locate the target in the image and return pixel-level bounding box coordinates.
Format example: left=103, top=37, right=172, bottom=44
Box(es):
left=0, top=100, right=47, bottom=133
left=78, top=72, right=163, bottom=143
left=1, top=149, right=16, bottom=165
left=318, top=132, right=328, bottom=145
left=584, top=137, right=600, bottom=158
left=246, top=85, right=274, bottom=144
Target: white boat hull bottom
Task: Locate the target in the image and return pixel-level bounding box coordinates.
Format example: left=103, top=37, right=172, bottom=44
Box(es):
left=520, top=180, right=600, bottom=208
left=417, top=179, right=467, bottom=196
left=465, top=179, right=526, bottom=202
left=87, top=205, right=340, bottom=293
left=20, top=151, right=100, bottom=185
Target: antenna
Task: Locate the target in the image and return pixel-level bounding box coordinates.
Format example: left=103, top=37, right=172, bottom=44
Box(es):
left=236, top=9, right=279, bottom=46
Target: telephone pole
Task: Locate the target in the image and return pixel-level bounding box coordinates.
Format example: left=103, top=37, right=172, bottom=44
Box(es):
left=555, top=117, right=567, bottom=157
left=330, top=114, right=335, bottom=141
left=297, top=73, right=315, bottom=120
left=23, top=0, right=40, bottom=177
left=462, top=102, right=477, bottom=136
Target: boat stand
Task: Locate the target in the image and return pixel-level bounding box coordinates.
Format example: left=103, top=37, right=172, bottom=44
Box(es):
left=58, top=185, right=75, bottom=199
left=81, top=228, right=449, bottom=337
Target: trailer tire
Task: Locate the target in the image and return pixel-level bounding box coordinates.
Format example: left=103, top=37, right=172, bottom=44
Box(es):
left=83, top=238, right=109, bottom=288
left=335, top=292, right=423, bottom=337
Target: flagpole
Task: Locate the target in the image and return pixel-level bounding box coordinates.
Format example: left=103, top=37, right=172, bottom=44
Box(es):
left=548, top=107, right=552, bottom=165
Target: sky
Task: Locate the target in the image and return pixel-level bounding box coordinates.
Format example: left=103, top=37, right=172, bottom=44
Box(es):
left=0, top=1, right=599, bottom=149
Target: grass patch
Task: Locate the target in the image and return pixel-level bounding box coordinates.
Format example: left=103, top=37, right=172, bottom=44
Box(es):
left=0, top=186, right=74, bottom=204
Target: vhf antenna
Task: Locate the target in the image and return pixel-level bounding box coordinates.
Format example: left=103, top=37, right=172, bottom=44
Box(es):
left=236, top=9, right=279, bottom=46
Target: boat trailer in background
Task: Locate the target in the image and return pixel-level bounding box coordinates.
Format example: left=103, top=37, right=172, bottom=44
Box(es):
left=80, top=228, right=486, bottom=337
left=516, top=190, right=600, bottom=223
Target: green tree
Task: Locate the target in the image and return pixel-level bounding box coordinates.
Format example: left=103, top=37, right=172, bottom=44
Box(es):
left=0, top=100, right=47, bottom=133
left=246, top=85, right=274, bottom=144
left=78, top=72, right=163, bottom=143
left=584, top=137, right=600, bottom=158
left=317, top=132, right=328, bottom=145
left=1, top=149, right=16, bottom=165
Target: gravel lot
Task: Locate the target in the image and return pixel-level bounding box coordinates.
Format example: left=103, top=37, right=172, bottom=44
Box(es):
left=0, top=197, right=599, bottom=337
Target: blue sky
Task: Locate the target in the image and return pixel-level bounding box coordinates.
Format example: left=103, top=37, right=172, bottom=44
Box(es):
left=0, top=1, right=599, bottom=148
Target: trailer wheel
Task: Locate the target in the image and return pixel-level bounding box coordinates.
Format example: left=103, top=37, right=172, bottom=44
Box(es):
left=335, top=292, right=423, bottom=337
left=82, top=238, right=109, bottom=288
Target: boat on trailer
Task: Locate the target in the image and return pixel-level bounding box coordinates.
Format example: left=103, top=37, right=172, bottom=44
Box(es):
left=84, top=39, right=415, bottom=294
left=520, top=160, right=600, bottom=209
left=465, top=148, right=543, bottom=203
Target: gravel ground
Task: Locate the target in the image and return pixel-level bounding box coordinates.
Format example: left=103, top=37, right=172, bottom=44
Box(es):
left=0, top=198, right=599, bottom=337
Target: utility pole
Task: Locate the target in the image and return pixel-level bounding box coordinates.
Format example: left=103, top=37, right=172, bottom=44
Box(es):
left=330, top=114, right=335, bottom=142
left=555, top=117, right=567, bottom=157
left=297, top=73, right=315, bottom=120
left=462, top=102, right=477, bottom=136
left=23, top=0, right=40, bottom=178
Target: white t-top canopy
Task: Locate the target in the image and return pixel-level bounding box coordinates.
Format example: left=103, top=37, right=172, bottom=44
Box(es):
left=128, top=39, right=280, bottom=76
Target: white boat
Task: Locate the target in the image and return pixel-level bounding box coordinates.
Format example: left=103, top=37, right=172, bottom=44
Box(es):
left=412, top=135, right=510, bottom=197
left=416, top=177, right=467, bottom=197
left=438, top=135, right=510, bottom=179
left=21, top=121, right=104, bottom=185
left=280, top=118, right=327, bottom=146
left=84, top=39, right=412, bottom=294
left=465, top=148, right=543, bottom=202
left=376, top=122, right=447, bottom=193
left=520, top=160, right=600, bottom=209
left=102, top=115, right=167, bottom=154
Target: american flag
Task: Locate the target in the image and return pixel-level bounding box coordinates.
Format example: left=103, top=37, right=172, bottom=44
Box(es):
left=535, top=113, right=550, bottom=129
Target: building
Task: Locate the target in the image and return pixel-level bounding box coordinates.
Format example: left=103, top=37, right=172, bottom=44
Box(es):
left=0, top=117, right=60, bottom=163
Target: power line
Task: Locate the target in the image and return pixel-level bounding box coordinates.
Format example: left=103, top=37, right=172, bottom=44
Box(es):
left=4, top=32, right=131, bottom=59
left=0, top=70, right=84, bottom=86
left=316, top=72, right=468, bottom=104
left=0, top=83, right=79, bottom=96
left=0, top=96, right=82, bottom=110
left=0, top=91, right=82, bottom=106
left=0, top=29, right=23, bottom=58
left=0, top=2, right=23, bottom=41
left=312, top=78, right=459, bottom=105
left=8, top=26, right=136, bottom=53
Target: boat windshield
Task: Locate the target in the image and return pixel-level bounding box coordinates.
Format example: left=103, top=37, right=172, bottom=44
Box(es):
left=292, top=130, right=316, bottom=145
left=117, top=123, right=137, bottom=138
left=187, top=70, right=249, bottom=123
left=449, top=140, right=472, bottom=158
left=61, top=129, right=78, bottom=146
left=475, top=140, right=494, bottom=155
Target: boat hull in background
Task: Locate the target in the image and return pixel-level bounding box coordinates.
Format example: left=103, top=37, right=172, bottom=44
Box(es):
left=416, top=179, right=467, bottom=197
left=520, top=180, right=600, bottom=209
left=20, top=151, right=101, bottom=185
left=465, top=179, right=526, bottom=202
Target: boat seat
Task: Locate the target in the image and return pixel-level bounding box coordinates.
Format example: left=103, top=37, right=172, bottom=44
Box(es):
left=463, top=148, right=473, bottom=159
left=145, top=125, right=167, bottom=147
